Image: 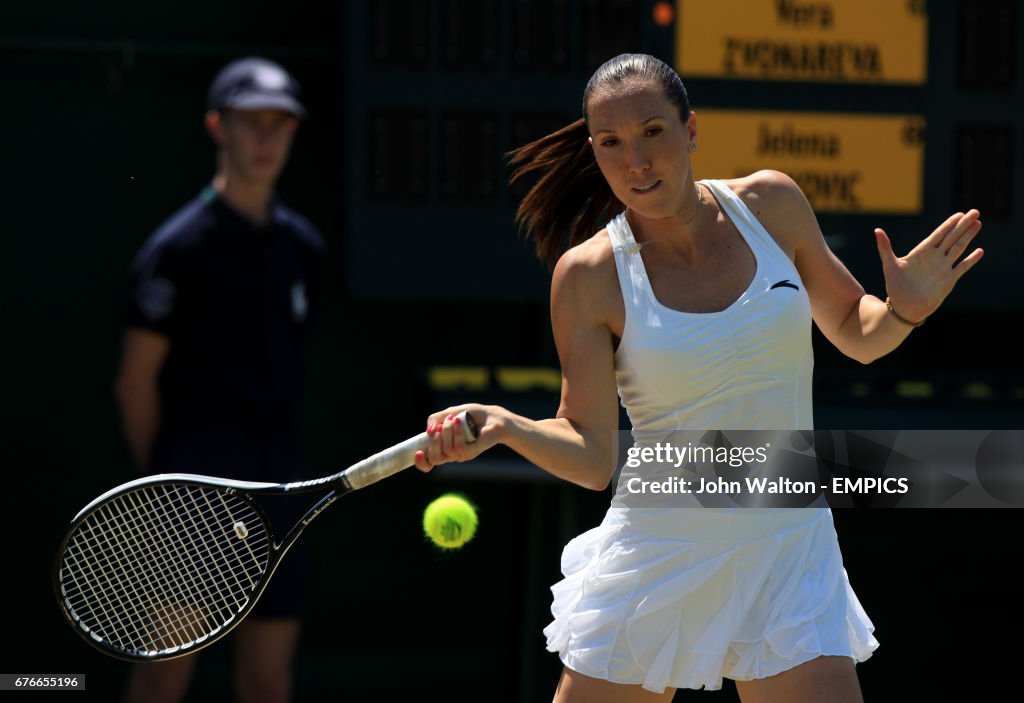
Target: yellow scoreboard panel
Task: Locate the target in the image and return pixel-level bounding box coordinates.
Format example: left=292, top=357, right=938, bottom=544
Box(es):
left=679, top=0, right=928, bottom=84
left=692, top=110, right=925, bottom=214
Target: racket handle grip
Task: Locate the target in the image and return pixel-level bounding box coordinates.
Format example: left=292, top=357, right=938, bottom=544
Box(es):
left=344, top=410, right=478, bottom=490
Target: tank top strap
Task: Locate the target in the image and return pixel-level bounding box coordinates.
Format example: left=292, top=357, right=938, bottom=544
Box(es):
left=606, top=212, right=652, bottom=316
left=701, top=179, right=791, bottom=269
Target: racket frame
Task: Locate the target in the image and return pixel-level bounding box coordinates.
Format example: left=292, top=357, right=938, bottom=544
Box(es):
left=53, top=411, right=477, bottom=661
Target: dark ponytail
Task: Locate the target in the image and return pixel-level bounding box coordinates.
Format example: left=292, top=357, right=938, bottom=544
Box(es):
left=508, top=54, right=691, bottom=267
left=507, top=119, right=620, bottom=267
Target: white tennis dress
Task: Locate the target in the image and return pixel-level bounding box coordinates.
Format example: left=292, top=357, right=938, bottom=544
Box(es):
left=543, top=179, right=878, bottom=692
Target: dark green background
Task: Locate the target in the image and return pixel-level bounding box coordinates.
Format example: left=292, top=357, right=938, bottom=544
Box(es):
left=2, top=1, right=1022, bottom=701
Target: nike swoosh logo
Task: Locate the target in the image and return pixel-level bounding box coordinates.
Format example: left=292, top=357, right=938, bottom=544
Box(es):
left=770, top=280, right=800, bottom=291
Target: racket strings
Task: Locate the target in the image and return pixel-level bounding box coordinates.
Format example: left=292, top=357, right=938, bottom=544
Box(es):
left=117, top=489, right=228, bottom=648
left=65, top=485, right=269, bottom=653
left=64, top=488, right=214, bottom=653
left=59, top=484, right=271, bottom=657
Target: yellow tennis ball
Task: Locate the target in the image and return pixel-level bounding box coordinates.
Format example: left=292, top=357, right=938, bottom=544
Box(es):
left=423, top=493, right=478, bottom=550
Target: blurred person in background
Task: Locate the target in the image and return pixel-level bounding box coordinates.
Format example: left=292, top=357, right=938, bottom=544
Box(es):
left=116, top=56, right=325, bottom=703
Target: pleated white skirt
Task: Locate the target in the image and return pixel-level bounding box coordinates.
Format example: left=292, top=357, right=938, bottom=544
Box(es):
left=543, top=508, right=878, bottom=693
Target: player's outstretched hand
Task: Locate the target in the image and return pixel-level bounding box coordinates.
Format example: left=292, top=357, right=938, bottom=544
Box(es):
left=874, top=208, right=984, bottom=324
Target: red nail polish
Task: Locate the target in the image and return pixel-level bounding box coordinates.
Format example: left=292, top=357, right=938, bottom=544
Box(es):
left=454, top=417, right=462, bottom=425
left=427, top=423, right=434, bottom=434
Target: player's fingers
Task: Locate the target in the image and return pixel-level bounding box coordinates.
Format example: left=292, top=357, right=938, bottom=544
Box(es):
left=952, top=248, right=985, bottom=281
left=439, top=413, right=474, bottom=460
left=925, top=211, right=963, bottom=248
left=945, top=219, right=982, bottom=260
left=426, top=407, right=457, bottom=434
left=413, top=449, right=434, bottom=473
left=425, top=418, right=448, bottom=464
left=874, top=228, right=901, bottom=279
left=939, top=209, right=980, bottom=250
left=438, top=413, right=458, bottom=456
left=424, top=405, right=485, bottom=462
left=875, top=228, right=895, bottom=260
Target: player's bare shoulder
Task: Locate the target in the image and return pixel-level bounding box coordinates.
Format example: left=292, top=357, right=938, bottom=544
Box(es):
left=719, top=170, right=819, bottom=258
left=551, top=229, right=621, bottom=325
left=722, top=170, right=807, bottom=221
left=553, top=230, right=616, bottom=286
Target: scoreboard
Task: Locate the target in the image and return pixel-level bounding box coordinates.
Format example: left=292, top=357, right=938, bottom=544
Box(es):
left=679, top=0, right=927, bottom=84
left=693, top=110, right=925, bottom=213
left=681, top=0, right=929, bottom=216
left=343, top=0, right=1019, bottom=312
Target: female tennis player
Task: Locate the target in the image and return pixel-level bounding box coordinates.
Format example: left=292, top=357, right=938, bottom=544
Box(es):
left=415, top=54, right=982, bottom=702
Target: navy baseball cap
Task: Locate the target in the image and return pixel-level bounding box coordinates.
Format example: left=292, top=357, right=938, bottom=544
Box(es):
left=207, top=57, right=307, bottom=119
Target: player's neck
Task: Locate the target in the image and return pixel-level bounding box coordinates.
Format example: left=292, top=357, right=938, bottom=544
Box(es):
left=212, top=172, right=275, bottom=227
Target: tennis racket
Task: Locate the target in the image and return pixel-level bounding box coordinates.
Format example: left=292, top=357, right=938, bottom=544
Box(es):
left=53, top=411, right=477, bottom=661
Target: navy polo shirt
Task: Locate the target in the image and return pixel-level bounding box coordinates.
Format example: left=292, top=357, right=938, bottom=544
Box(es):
left=126, top=186, right=324, bottom=477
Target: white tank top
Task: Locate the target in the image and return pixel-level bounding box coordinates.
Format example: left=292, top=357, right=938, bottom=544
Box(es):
left=606, top=179, right=823, bottom=535
left=609, top=179, right=814, bottom=434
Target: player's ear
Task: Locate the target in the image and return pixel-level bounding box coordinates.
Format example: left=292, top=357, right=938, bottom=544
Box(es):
left=686, top=110, right=697, bottom=143
left=205, top=110, right=225, bottom=145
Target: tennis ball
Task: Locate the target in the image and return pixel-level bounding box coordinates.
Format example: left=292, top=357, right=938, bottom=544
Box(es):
left=423, top=493, right=478, bottom=550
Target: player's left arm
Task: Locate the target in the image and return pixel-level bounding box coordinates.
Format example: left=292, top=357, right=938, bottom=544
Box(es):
left=750, top=170, right=983, bottom=364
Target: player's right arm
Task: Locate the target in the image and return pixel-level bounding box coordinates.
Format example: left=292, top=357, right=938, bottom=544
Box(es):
left=114, top=329, right=170, bottom=471
left=416, top=235, right=622, bottom=490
